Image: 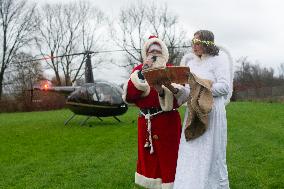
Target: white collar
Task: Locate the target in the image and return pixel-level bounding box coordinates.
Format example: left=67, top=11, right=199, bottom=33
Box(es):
left=194, top=54, right=211, bottom=61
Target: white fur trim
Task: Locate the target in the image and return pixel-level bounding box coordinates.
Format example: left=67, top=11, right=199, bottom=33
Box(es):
left=158, top=86, right=174, bottom=111
left=142, top=38, right=169, bottom=63
left=135, top=172, right=162, bottom=189
left=162, top=183, right=173, bottom=189
left=122, top=79, right=135, bottom=104
left=130, top=70, right=151, bottom=97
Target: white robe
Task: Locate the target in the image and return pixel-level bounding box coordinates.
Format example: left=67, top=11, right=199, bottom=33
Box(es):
left=174, top=52, right=231, bottom=189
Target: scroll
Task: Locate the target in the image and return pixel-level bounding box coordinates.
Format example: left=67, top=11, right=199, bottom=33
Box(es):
left=142, top=66, right=190, bottom=86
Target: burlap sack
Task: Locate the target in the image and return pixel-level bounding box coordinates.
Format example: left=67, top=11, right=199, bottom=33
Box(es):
left=184, top=73, right=214, bottom=141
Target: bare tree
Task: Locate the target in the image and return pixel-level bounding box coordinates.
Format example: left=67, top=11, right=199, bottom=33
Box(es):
left=35, top=1, right=104, bottom=86
left=0, top=0, right=36, bottom=100
left=109, top=1, right=147, bottom=67
left=0, top=52, right=44, bottom=111
left=71, top=1, right=105, bottom=84
left=109, top=1, right=189, bottom=72
left=34, top=3, right=65, bottom=86
left=10, top=52, right=43, bottom=94
left=234, top=57, right=278, bottom=90
left=147, top=3, right=188, bottom=65
left=278, top=63, right=284, bottom=79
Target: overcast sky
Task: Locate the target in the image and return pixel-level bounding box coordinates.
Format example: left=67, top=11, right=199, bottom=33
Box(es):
left=36, top=0, right=284, bottom=82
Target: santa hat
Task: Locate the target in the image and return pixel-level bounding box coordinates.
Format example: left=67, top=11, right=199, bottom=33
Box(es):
left=141, top=35, right=169, bottom=62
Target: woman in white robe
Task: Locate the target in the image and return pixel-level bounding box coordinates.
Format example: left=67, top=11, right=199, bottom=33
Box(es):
left=173, top=30, right=233, bottom=189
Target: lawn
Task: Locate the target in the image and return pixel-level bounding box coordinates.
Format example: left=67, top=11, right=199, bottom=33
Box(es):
left=0, top=102, right=283, bottom=189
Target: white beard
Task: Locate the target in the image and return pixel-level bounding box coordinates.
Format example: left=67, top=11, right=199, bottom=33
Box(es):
left=146, top=54, right=167, bottom=68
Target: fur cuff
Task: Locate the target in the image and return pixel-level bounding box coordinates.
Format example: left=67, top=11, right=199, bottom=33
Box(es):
left=122, top=80, right=132, bottom=104
left=135, top=172, right=162, bottom=189
left=158, top=86, right=174, bottom=111
left=130, top=70, right=150, bottom=97
left=162, top=183, right=174, bottom=189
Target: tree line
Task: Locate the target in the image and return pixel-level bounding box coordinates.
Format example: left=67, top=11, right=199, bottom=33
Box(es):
left=0, top=0, right=283, bottom=107
left=0, top=0, right=190, bottom=101
left=234, top=57, right=284, bottom=91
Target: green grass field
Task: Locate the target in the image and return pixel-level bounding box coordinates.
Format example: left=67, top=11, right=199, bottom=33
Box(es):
left=0, top=102, right=283, bottom=189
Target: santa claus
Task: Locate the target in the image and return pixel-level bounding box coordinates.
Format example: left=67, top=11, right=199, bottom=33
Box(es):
left=123, top=36, right=189, bottom=189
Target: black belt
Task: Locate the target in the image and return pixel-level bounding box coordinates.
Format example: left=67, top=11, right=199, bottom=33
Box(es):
left=140, top=107, right=163, bottom=115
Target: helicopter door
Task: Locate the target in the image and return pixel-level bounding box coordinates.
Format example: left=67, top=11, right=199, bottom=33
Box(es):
left=87, top=83, right=123, bottom=105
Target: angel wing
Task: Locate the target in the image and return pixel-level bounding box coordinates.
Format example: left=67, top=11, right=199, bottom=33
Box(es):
left=217, top=46, right=234, bottom=106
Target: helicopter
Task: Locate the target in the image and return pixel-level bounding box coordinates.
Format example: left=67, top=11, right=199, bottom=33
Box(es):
left=33, top=51, right=128, bottom=126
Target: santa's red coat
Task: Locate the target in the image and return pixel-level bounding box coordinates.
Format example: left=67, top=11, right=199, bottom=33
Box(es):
left=124, top=63, right=182, bottom=188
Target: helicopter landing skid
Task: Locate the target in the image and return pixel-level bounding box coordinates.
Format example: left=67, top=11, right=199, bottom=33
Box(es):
left=64, top=114, right=121, bottom=126
left=64, top=114, right=76, bottom=125
left=113, top=116, right=121, bottom=122
left=96, top=117, right=103, bottom=121
left=80, top=116, right=91, bottom=126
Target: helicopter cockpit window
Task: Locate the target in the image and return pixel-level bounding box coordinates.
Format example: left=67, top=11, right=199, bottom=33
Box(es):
left=87, top=83, right=123, bottom=104
left=87, top=86, right=98, bottom=101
